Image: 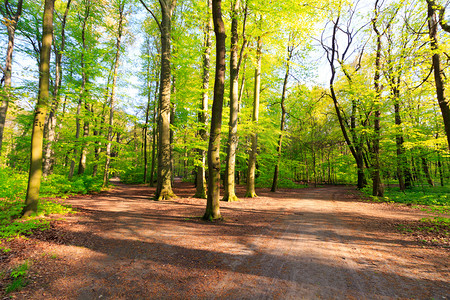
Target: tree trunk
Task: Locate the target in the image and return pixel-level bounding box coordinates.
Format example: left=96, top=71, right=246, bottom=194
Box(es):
left=76, top=3, right=91, bottom=176
left=155, top=0, right=177, bottom=200
left=0, top=0, right=23, bottom=157
left=42, top=0, right=71, bottom=176
left=427, top=1, right=450, bottom=150
left=203, top=0, right=225, bottom=221
left=194, top=0, right=212, bottom=199
left=22, top=0, right=54, bottom=217
left=421, top=157, right=434, bottom=186
left=371, top=5, right=383, bottom=197
left=143, top=40, right=152, bottom=183
left=271, top=41, right=292, bottom=192
left=245, top=36, right=262, bottom=198
left=103, top=3, right=124, bottom=186
left=223, top=0, right=247, bottom=202
left=150, top=72, right=159, bottom=187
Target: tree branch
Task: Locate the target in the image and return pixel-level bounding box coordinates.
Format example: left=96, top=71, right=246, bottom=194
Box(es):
left=139, top=0, right=162, bottom=33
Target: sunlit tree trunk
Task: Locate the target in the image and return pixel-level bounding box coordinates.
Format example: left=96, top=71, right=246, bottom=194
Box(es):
left=154, top=0, right=177, bottom=200
left=0, top=0, right=23, bottom=157
left=103, top=2, right=124, bottom=186
left=143, top=39, right=152, bottom=183
left=75, top=3, right=91, bottom=176
left=203, top=0, right=225, bottom=221
left=43, top=0, right=71, bottom=176
left=223, top=0, right=247, bottom=202
left=371, top=3, right=383, bottom=197
left=22, top=0, right=54, bottom=217
left=194, top=0, right=212, bottom=199
left=245, top=36, right=262, bottom=198
left=150, top=72, right=159, bottom=187
left=271, top=40, right=292, bottom=192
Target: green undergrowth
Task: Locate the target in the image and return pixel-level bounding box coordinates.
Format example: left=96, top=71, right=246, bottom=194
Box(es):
left=363, top=185, right=450, bottom=213
left=5, top=260, right=31, bottom=294
left=0, top=168, right=105, bottom=240
left=364, top=185, right=450, bottom=244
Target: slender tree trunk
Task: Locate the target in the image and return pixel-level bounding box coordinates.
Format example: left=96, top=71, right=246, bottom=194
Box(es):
left=427, top=1, right=450, bottom=150
left=22, top=0, right=54, bottom=217
left=0, top=0, right=23, bottom=157
left=271, top=41, right=292, bottom=192
left=223, top=0, right=247, bottom=202
left=143, top=42, right=152, bottom=183
left=372, top=5, right=383, bottom=197
left=203, top=0, right=225, bottom=221
left=245, top=36, right=262, bottom=198
left=421, top=156, right=434, bottom=186
left=76, top=3, right=91, bottom=176
left=43, top=0, right=71, bottom=176
left=194, top=0, right=212, bottom=199
left=103, top=3, right=124, bottom=186
left=150, top=73, right=159, bottom=187
left=92, top=78, right=111, bottom=177
left=155, top=0, right=177, bottom=200
left=437, top=153, right=444, bottom=186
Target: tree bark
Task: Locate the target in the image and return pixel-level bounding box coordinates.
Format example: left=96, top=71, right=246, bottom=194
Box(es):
left=421, top=157, right=434, bottom=186
left=154, top=0, right=177, bottom=200
left=223, top=0, right=247, bottom=202
left=427, top=0, right=450, bottom=150
left=22, top=0, right=54, bottom=217
left=150, top=71, right=159, bottom=187
left=143, top=39, right=152, bottom=183
left=0, top=0, right=23, bottom=157
left=271, top=40, right=292, bottom=192
left=194, top=0, right=212, bottom=199
left=371, top=2, right=383, bottom=197
left=245, top=36, right=262, bottom=198
left=103, top=2, right=124, bottom=186
left=76, top=2, right=91, bottom=176
left=42, top=0, right=71, bottom=176
left=203, top=0, right=225, bottom=221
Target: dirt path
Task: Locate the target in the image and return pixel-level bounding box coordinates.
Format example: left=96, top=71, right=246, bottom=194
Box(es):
left=4, top=182, right=449, bottom=299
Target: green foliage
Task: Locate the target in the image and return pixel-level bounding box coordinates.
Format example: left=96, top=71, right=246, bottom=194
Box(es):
left=0, top=168, right=28, bottom=202
left=363, top=185, right=450, bottom=213
left=5, top=260, right=30, bottom=294
left=40, top=174, right=103, bottom=197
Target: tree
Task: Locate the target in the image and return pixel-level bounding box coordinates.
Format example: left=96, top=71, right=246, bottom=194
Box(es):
left=245, top=35, right=262, bottom=198
left=426, top=0, right=450, bottom=150
left=203, top=0, right=225, bottom=221
left=43, top=0, right=72, bottom=176
left=103, top=0, right=125, bottom=186
left=321, top=3, right=368, bottom=189
left=0, top=0, right=23, bottom=157
left=194, top=0, right=212, bottom=199
left=271, top=34, right=294, bottom=192
left=140, top=0, right=177, bottom=200
left=223, top=0, right=247, bottom=202
left=22, top=0, right=54, bottom=217
left=371, top=0, right=383, bottom=197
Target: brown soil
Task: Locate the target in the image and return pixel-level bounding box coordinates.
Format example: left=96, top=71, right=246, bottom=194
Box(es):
left=1, top=181, right=449, bottom=299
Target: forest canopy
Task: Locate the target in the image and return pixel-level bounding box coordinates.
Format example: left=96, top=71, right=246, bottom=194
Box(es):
left=0, top=0, right=448, bottom=217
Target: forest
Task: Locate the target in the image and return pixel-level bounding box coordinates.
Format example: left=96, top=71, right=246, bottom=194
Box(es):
left=0, top=0, right=449, bottom=297
left=0, top=0, right=449, bottom=218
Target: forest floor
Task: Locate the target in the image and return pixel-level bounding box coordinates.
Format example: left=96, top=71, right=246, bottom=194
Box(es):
left=1, top=180, right=449, bottom=299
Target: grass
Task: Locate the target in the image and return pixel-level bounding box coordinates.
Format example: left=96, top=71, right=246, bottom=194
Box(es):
left=364, top=185, right=450, bottom=213
left=365, top=184, right=450, bottom=247
left=5, top=260, right=31, bottom=294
